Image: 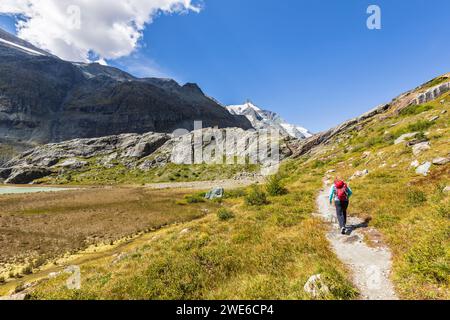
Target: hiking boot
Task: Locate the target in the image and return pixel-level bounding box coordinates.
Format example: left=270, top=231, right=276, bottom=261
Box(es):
left=341, top=227, right=346, bottom=235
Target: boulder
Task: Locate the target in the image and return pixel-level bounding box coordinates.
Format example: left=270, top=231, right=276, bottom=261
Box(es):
left=395, top=132, right=418, bottom=145
left=362, top=151, right=372, bottom=159
left=441, top=110, right=447, bottom=115
left=410, top=160, right=420, bottom=168
left=0, top=167, right=12, bottom=179
left=432, top=157, right=450, bottom=165
left=5, top=167, right=51, bottom=184
left=406, top=139, right=428, bottom=147
left=443, top=186, right=450, bottom=193
left=415, top=162, right=431, bottom=176
left=55, top=158, right=87, bottom=170
left=304, top=274, right=330, bottom=298
left=350, top=169, right=369, bottom=180
left=205, top=187, right=225, bottom=200
left=412, top=142, right=431, bottom=156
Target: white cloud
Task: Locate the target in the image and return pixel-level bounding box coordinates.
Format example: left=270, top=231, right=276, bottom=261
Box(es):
left=0, top=0, right=201, bottom=62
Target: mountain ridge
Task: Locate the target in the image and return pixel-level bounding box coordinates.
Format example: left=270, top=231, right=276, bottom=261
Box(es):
left=226, top=101, right=313, bottom=139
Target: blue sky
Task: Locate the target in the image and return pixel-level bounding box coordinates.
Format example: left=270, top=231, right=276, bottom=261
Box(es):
left=1, top=0, right=450, bottom=132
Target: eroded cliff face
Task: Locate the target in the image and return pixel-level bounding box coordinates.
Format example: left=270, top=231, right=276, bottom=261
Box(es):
left=0, top=28, right=252, bottom=147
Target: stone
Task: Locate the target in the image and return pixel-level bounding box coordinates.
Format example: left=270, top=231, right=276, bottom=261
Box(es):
left=395, top=132, right=418, bottom=145
left=350, top=169, right=369, bottom=180
left=443, top=186, right=450, bottom=193
left=441, top=110, right=447, bottom=114
left=180, top=228, right=190, bottom=235
left=304, top=274, right=330, bottom=298
left=415, top=162, right=431, bottom=176
left=412, top=142, right=431, bottom=156
left=111, top=253, right=129, bottom=265
left=362, top=151, right=371, bottom=159
left=0, top=293, right=28, bottom=301
left=410, top=160, right=420, bottom=168
left=55, top=158, right=87, bottom=170
left=432, top=157, right=450, bottom=165
left=48, top=272, right=61, bottom=279
left=429, top=116, right=440, bottom=122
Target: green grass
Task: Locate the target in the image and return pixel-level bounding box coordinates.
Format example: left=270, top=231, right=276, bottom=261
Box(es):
left=37, top=162, right=260, bottom=185
left=399, top=104, right=434, bottom=116
left=29, top=164, right=357, bottom=300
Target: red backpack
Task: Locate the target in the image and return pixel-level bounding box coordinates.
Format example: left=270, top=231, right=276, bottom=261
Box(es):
left=335, top=180, right=348, bottom=202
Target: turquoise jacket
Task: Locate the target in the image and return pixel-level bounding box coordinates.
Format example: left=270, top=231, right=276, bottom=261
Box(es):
left=329, top=184, right=353, bottom=204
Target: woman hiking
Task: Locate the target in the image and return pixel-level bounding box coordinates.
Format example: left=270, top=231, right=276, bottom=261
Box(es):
left=329, top=178, right=353, bottom=235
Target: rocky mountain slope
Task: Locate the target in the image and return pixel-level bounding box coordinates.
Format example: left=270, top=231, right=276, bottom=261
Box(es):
left=293, top=73, right=450, bottom=158
left=1, top=128, right=298, bottom=184
left=0, top=28, right=252, bottom=149
left=226, top=101, right=313, bottom=139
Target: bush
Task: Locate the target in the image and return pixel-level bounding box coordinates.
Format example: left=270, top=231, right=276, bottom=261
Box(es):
left=266, top=175, right=288, bottom=196
left=406, top=120, right=433, bottom=133
left=224, top=188, right=247, bottom=199
left=407, top=189, right=427, bottom=206
left=22, top=265, right=33, bottom=275
left=185, top=193, right=206, bottom=204
left=217, top=208, right=235, bottom=221
left=399, top=104, right=433, bottom=116
left=245, top=185, right=269, bottom=206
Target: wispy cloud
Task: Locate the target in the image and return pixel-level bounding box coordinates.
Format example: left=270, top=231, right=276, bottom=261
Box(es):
left=112, top=52, right=176, bottom=79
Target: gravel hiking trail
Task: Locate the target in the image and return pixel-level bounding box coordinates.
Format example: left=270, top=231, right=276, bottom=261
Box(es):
left=316, top=181, right=398, bottom=300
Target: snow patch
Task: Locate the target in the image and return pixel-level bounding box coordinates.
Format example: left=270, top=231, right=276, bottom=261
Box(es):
left=0, top=37, right=46, bottom=56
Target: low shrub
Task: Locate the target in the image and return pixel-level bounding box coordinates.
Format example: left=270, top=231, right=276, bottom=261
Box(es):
left=245, top=185, right=269, bottom=206
left=406, top=120, right=434, bottom=133
left=185, top=193, right=206, bottom=204
left=217, top=208, right=235, bottom=221
left=407, top=189, right=427, bottom=206
left=266, top=175, right=288, bottom=196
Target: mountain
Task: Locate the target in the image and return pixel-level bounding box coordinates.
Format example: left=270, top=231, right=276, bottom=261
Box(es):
left=0, top=28, right=252, bottom=149
left=226, top=101, right=313, bottom=139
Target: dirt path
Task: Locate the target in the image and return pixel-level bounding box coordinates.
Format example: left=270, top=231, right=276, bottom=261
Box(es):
left=316, top=182, right=398, bottom=300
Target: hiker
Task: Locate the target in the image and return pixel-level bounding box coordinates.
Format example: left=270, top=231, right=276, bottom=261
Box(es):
left=329, top=178, right=353, bottom=235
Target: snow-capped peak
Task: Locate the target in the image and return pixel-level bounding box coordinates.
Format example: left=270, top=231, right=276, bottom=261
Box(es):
left=226, top=101, right=313, bottom=140
left=227, top=101, right=262, bottom=115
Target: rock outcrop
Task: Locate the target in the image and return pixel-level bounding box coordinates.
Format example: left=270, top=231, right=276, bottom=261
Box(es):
left=2, top=128, right=296, bottom=184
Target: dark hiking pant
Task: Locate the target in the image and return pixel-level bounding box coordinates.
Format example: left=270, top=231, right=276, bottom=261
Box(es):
left=335, top=200, right=349, bottom=229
